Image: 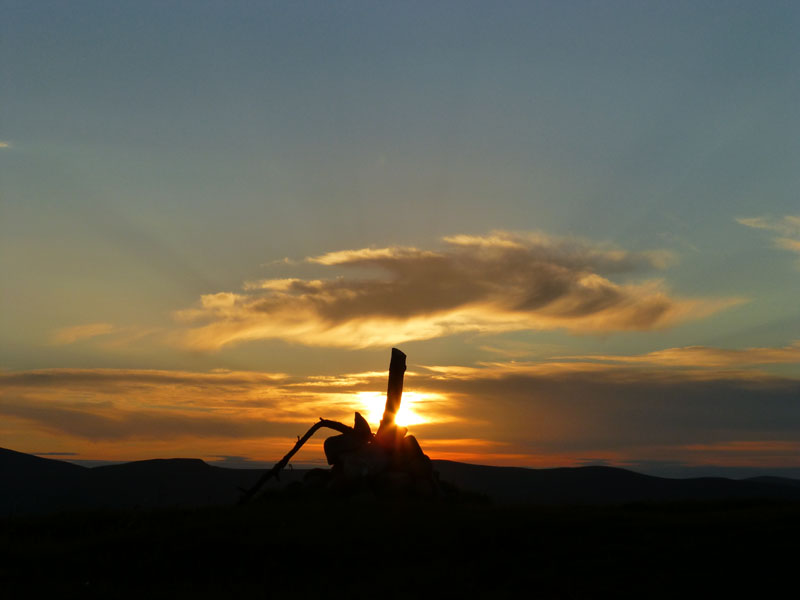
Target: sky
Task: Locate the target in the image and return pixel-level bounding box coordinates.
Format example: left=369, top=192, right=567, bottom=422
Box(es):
left=1, top=1, right=799, bottom=477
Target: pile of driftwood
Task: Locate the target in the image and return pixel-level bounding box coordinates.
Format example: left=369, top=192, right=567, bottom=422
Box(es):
left=241, top=349, right=440, bottom=503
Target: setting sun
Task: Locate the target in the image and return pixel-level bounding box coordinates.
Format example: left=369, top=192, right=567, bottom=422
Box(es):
left=356, top=390, right=432, bottom=429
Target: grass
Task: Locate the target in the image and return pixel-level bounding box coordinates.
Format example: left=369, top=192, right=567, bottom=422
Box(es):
left=2, top=498, right=799, bottom=598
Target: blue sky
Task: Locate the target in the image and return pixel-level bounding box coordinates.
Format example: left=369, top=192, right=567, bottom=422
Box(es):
left=1, top=1, right=798, bottom=474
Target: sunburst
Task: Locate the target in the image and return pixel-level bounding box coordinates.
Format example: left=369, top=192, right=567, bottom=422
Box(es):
left=355, top=390, right=432, bottom=429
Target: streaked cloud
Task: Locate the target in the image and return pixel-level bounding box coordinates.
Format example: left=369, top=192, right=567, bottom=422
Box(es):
left=420, top=359, right=783, bottom=384
left=737, top=215, right=800, bottom=235
left=50, top=323, right=164, bottom=350
left=672, top=441, right=800, bottom=469
left=34, top=451, right=78, bottom=456
left=0, top=367, right=453, bottom=445
left=0, top=141, right=10, bottom=148
left=51, top=323, right=116, bottom=345
left=3, top=342, right=798, bottom=469
left=560, top=341, right=800, bottom=368
left=0, top=368, right=318, bottom=446
left=738, top=215, right=800, bottom=256
left=175, top=231, right=738, bottom=350
left=1, top=367, right=287, bottom=388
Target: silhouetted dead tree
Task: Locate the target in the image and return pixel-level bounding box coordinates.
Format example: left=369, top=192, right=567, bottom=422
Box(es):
left=375, top=347, right=407, bottom=447
left=240, top=347, right=438, bottom=504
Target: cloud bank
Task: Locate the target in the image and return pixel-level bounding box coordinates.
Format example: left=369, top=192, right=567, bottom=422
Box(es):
left=2, top=343, right=798, bottom=469
left=176, top=231, right=737, bottom=349
left=415, top=355, right=800, bottom=469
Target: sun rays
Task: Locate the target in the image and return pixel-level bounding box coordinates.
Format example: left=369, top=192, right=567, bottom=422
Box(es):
left=355, top=390, right=437, bottom=429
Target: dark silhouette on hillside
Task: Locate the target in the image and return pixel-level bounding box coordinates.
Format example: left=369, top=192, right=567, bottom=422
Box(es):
left=240, top=348, right=441, bottom=503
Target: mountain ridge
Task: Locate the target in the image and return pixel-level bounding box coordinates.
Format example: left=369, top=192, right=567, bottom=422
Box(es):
left=3, top=447, right=799, bottom=516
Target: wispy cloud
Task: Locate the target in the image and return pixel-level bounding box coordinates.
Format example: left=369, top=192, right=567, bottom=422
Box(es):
left=50, top=323, right=164, bottom=349
left=775, top=238, right=800, bottom=254
left=51, top=323, right=116, bottom=345
left=560, top=341, right=800, bottom=368
left=175, top=231, right=737, bottom=350
left=0, top=141, right=10, bottom=148
left=738, top=215, right=800, bottom=257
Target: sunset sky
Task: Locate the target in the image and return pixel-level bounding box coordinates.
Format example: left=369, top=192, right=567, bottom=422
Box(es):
left=2, top=1, right=799, bottom=477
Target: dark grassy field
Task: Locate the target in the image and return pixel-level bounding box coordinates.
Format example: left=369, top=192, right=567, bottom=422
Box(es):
left=2, top=497, right=798, bottom=599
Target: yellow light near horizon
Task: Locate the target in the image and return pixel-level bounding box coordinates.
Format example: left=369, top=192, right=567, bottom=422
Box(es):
left=356, top=390, right=430, bottom=429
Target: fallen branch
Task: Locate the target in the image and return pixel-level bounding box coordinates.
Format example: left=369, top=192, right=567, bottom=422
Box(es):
left=239, top=418, right=353, bottom=504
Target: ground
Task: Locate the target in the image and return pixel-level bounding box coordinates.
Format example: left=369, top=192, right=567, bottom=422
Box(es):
left=2, top=497, right=798, bottom=598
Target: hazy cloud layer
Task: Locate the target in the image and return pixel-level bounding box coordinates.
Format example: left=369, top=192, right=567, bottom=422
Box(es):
left=0, top=369, right=294, bottom=443
left=0, top=367, right=450, bottom=445
left=3, top=343, right=798, bottom=469
left=175, top=231, right=737, bottom=349
left=738, top=215, right=800, bottom=257
left=415, top=358, right=800, bottom=468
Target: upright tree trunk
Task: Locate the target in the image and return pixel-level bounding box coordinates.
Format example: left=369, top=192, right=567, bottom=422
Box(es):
left=376, top=348, right=406, bottom=446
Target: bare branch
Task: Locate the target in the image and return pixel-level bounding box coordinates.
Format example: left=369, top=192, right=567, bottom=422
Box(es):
left=239, top=419, right=352, bottom=504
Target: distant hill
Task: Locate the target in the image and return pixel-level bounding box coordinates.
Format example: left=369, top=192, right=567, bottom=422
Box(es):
left=744, top=475, right=800, bottom=489
left=3, top=447, right=800, bottom=516
left=431, top=460, right=800, bottom=504
left=0, top=448, right=289, bottom=515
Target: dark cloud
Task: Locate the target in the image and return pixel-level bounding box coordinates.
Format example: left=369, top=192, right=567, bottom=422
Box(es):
left=175, top=231, right=737, bottom=349
left=414, top=361, right=800, bottom=465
